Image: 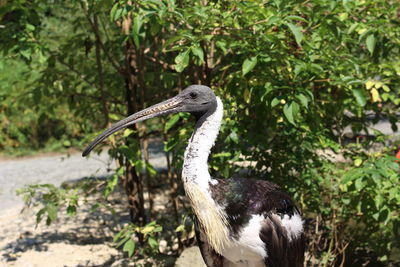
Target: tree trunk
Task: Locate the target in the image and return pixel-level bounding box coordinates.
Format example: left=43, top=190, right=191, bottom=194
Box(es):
left=123, top=24, right=146, bottom=229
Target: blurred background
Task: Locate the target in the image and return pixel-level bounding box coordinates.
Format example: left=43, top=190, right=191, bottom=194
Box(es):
left=0, top=0, right=399, bottom=266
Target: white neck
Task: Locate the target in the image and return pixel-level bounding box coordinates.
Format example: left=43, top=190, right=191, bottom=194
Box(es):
left=182, top=97, right=223, bottom=190
left=181, top=97, right=229, bottom=253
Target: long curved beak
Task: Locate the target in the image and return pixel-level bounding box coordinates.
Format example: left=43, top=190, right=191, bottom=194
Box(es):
left=82, top=96, right=182, bottom=157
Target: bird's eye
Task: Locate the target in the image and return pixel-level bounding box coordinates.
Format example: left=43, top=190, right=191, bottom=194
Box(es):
left=189, top=92, right=198, bottom=99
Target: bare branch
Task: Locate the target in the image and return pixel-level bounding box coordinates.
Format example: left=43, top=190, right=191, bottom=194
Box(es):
left=79, top=0, right=126, bottom=76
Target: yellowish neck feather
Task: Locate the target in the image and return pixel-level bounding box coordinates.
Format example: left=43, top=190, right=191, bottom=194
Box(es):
left=181, top=97, right=230, bottom=253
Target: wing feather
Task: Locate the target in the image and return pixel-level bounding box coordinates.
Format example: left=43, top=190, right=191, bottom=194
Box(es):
left=194, top=218, right=224, bottom=267
left=260, top=214, right=305, bottom=267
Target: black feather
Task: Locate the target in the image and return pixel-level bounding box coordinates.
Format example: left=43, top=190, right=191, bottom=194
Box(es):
left=209, top=177, right=305, bottom=266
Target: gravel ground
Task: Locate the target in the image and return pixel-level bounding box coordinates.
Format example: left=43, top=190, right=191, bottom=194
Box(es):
left=0, top=152, right=115, bottom=213
left=0, top=146, right=170, bottom=267
left=0, top=145, right=167, bottom=213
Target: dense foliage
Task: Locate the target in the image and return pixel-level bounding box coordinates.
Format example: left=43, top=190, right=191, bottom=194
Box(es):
left=2, top=0, right=400, bottom=265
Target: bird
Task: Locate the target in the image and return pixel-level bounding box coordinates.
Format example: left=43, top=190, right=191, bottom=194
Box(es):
left=82, top=85, right=305, bottom=267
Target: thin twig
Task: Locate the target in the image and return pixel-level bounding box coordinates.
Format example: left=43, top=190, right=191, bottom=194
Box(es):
left=79, top=0, right=126, bottom=76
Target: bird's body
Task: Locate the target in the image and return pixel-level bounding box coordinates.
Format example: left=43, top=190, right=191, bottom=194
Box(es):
left=82, top=85, right=305, bottom=267
left=181, top=96, right=304, bottom=267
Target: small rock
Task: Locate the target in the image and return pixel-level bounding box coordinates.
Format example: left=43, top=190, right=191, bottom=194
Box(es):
left=159, top=239, right=168, bottom=253
left=175, top=246, right=206, bottom=267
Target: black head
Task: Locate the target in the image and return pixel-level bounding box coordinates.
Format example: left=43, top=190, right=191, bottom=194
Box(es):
left=82, top=85, right=216, bottom=156
left=176, top=85, right=217, bottom=117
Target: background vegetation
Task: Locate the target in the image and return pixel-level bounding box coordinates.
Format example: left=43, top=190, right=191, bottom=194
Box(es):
left=1, top=0, right=399, bottom=265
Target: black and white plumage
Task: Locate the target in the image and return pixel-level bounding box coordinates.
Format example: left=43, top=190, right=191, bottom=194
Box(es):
left=83, top=85, right=305, bottom=267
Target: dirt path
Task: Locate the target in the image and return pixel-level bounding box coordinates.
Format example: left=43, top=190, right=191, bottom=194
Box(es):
left=0, top=152, right=116, bottom=213
left=0, top=145, right=167, bottom=213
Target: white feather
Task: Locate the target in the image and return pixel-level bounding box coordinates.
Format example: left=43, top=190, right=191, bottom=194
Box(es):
left=280, top=213, right=303, bottom=241
left=221, top=215, right=267, bottom=266
left=182, top=97, right=224, bottom=191
left=182, top=97, right=230, bottom=254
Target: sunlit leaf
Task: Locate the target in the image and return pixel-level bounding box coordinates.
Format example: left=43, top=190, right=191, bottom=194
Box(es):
left=271, top=97, right=280, bottom=108
left=366, top=34, right=376, bottom=55
left=164, top=136, right=179, bottom=152
left=146, top=163, right=157, bottom=176
left=285, top=22, right=303, bottom=46
left=165, top=114, right=180, bottom=131
left=46, top=203, right=58, bottom=223
left=133, top=16, right=143, bottom=47
left=191, top=46, right=204, bottom=64
left=354, top=158, right=363, bottom=167
left=141, top=225, right=155, bottom=235
left=283, top=102, right=295, bottom=125
left=213, top=152, right=231, bottom=158
left=174, top=49, right=190, bottom=72
left=355, top=177, right=366, bottom=190
left=370, top=88, right=381, bottom=102
left=148, top=236, right=158, bottom=249
left=242, top=57, right=257, bottom=76
left=382, top=85, right=390, bottom=92
left=110, top=3, right=118, bottom=21
left=365, top=80, right=375, bottom=90
left=296, top=94, right=308, bottom=109
left=123, top=239, right=135, bottom=257
left=352, top=88, right=367, bottom=106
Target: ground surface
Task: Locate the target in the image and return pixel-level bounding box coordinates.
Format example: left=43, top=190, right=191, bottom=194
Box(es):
left=0, top=151, right=116, bottom=213
left=0, top=148, right=179, bottom=267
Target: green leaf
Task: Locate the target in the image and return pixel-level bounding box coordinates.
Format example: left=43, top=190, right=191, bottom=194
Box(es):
left=114, top=7, right=124, bottom=21
left=46, top=203, right=58, bottom=223
left=66, top=205, right=76, bottom=216
left=283, top=102, right=296, bottom=125
left=165, top=114, right=180, bottom=131
left=348, top=23, right=358, bottom=34
left=116, top=235, right=131, bottom=248
left=228, top=131, right=239, bottom=144
left=286, top=15, right=308, bottom=23
left=175, top=224, right=185, bottom=232
left=62, top=140, right=71, bottom=147
left=123, top=239, right=135, bottom=257
left=148, top=236, right=158, bottom=249
left=174, top=49, right=190, bottom=72
left=153, top=226, right=163, bottom=233
left=213, top=152, right=231, bottom=158
left=366, top=34, right=376, bottom=55
left=191, top=46, right=204, bottom=64
left=146, top=164, right=157, bottom=176
left=110, top=3, right=118, bottom=21
left=123, top=128, right=134, bottom=138
left=271, top=97, right=280, bottom=108
left=19, top=47, right=32, bottom=60
left=374, top=194, right=384, bottom=209
left=263, top=82, right=274, bottom=95
left=26, top=24, right=35, bottom=31
left=378, top=208, right=390, bottom=224
left=242, top=57, right=257, bottom=76
left=355, top=177, right=366, bottom=190
left=296, top=94, right=308, bottom=109
left=352, top=88, right=367, bottom=106
left=36, top=208, right=46, bottom=225
left=341, top=169, right=362, bottom=184
left=164, top=136, right=179, bottom=152
left=354, top=158, right=363, bottom=167
left=132, top=16, right=143, bottom=47
left=286, top=22, right=303, bottom=46
left=291, top=102, right=300, bottom=118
